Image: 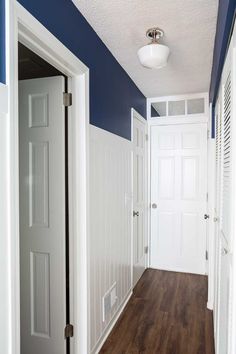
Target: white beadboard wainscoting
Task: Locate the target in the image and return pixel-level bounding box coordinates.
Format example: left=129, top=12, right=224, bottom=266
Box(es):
left=89, top=125, right=132, bottom=353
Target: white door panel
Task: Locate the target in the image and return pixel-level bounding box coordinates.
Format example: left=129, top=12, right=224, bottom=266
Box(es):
left=150, top=124, right=207, bottom=274
left=133, top=115, right=147, bottom=286
left=218, top=238, right=230, bottom=354
left=214, top=37, right=234, bottom=354
left=19, top=77, right=66, bottom=354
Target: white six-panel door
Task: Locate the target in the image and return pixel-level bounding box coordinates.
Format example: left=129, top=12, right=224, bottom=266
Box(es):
left=19, top=77, right=67, bottom=354
left=150, top=123, right=207, bottom=274
left=133, top=113, right=147, bottom=286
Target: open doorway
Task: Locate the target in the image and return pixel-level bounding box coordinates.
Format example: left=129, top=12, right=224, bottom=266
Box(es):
left=18, top=42, right=71, bottom=354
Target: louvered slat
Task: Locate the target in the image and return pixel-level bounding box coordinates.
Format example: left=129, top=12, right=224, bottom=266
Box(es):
left=221, top=72, right=231, bottom=242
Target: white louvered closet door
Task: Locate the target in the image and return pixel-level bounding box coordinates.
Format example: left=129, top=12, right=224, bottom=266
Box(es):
left=214, top=97, right=221, bottom=341
left=214, top=29, right=236, bottom=354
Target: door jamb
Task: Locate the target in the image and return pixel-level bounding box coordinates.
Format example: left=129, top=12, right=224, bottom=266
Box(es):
left=206, top=103, right=216, bottom=310
left=131, top=108, right=148, bottom=286
left=8, top=3, right=90, bottom=354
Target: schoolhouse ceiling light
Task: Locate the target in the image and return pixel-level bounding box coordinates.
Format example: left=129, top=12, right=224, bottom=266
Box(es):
left=137, top=27, right=170, bottom=69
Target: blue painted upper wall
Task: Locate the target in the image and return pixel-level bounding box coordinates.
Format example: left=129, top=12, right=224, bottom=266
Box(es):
left=17, top=0, right=146, bottom=140
left=210, top=0, right=236, bottom=105
left=0, top=0, right=5, bottom=84
left=209, top=0, right=236, bottom=137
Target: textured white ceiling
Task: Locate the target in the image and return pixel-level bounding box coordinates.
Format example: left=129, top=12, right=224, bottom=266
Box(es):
left=72, top=0, right=218, bottom=98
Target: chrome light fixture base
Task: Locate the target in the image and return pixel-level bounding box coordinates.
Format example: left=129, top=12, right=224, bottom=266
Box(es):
left=146, top=27, right=164, bottom=43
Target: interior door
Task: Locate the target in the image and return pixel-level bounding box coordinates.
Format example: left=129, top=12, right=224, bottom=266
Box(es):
left=215, top=43, right=233, bottom=354
left=214, top=97, right=222, bottom=344
left=133, top=114, right=147, bottom=286
left=19, top=77, right=67, bottom=354
left=218, top=238, right=230, bottom=354
left=150, top=123, right=207, bottom=274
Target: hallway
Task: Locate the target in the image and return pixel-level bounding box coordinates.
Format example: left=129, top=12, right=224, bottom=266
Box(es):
left=100, top=269, right=214, bottom=354
left=2, top=1, right=236, bottom=353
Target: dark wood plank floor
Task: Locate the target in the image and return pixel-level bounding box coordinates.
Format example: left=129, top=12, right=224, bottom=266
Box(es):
left=100, top=269, right=215, bottom=354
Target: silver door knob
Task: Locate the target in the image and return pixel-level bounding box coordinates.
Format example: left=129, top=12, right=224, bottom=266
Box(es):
left=152, top=203, right=157, bottom=209
left=221, top=247, right=228, bottom=256
left=133, top=211, right=139, bottom=217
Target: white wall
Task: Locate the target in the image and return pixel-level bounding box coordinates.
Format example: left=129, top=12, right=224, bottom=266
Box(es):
left=0, top=84, right=11, bottom=354
left=0, top=112, right=8, bottom=351
left=89, top=125, right=132, bottom=353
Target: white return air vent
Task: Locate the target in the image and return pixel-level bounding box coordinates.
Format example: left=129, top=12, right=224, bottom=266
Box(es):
left=102, top=282, right=118, bottom=322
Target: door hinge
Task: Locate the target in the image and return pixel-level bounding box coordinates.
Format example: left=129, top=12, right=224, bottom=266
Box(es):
left=63, top=92, right=72, bottom=107
left=145, top=134, right=148, bottom=141
left=144, top=246, right=149, bottom=254
left=207, top=129, right=210, bottom=139
left=206, top=193, right=208, bottom=202
left=64, top=324, right=74, bottom=338
left=205, top=250, right=208, bottom=261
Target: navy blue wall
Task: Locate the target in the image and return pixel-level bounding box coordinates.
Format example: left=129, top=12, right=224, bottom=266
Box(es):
left=0, top=0, right=5, bottom=84
left=17, top=0, right=146, bottom=140
left=210, top=0, right=236, bottom=136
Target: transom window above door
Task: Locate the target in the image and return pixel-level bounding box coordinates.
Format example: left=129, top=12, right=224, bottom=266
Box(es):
left=148, top=93, right=208, bottom=119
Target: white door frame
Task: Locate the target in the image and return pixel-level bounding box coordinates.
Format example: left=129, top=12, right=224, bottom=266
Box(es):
left=131, top=108, right=148, bottom=285
left=206, top=103, right=216, bottom=310
left=148, top=114, right=209, bottom=269
left=6, top=2, right=90, bottom=354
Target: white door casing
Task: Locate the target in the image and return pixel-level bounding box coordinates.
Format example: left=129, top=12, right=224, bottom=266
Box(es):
left=206, top=107, right=216, bottom=310
left=214, top=94, right=222, bottom=350
left=19, top=77, right=67, bottom=354
left=150, top=123, right=208, bottom=275
left=8, top=5, right=89, bottom=354
left=132, top=111, right=147, bottom=286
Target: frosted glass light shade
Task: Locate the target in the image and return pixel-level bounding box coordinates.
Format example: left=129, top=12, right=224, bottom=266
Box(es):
left=138, top=43, right=170, bottom=69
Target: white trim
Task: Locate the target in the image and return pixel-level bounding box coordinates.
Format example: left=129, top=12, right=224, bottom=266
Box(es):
left=7, top=1, right=20, bottom=353
left=8, top=3, right=89, bottom=354
left=17, top=6, right=87, bottom=75
left=148, top=116, right=209, bottom=126
left=207, top=136, right=216, bottom=310
left=91, top=290, right=133, bottom=354
left=131, top=108, right=149, bottom=280
left=0, top=9, right=10, bottom=350
left=147, top=116, right=151, bottom=267
left=0, top=83, right=8, bottom=114
left=149, top=91, right=209, bottom=102
left=130, top=111, right=134, bottom=288
left=131, top=107, right=147, bottom=128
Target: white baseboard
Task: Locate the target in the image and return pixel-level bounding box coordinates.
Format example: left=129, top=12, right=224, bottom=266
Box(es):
left=207, top=300, right=213, bottom=310
left=91, top=290, right=133, bottom=354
